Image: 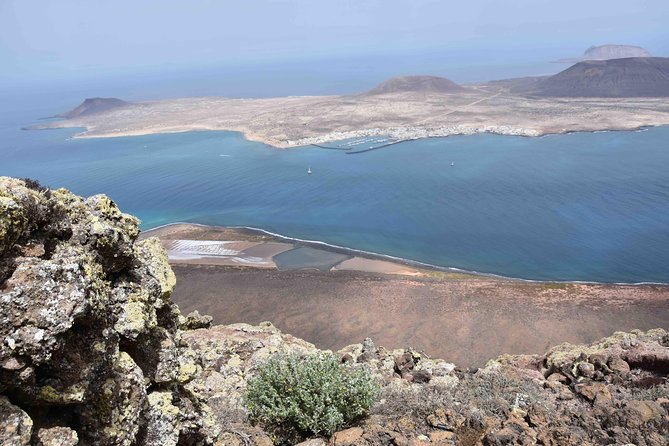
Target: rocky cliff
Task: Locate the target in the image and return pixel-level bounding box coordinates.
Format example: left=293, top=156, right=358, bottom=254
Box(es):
left=1, top=177, right=668, bottom=445
left=0, top=177, right=218, bottom=445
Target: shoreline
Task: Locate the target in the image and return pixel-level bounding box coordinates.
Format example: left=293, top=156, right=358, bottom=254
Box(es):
left=31, top=120, right=666, bottom=150
left=145, top=223, right=669, bottom=366
left=27, top=88, right=669, bottom=149
left=142, top=222, right=669, bottom=286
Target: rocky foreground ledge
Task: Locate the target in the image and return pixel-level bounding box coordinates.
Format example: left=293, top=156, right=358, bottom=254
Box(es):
left=1, top=177, right=668, bottom=446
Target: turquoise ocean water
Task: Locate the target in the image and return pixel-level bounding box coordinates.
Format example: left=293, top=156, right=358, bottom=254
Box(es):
left=2, top=102, right=668, bottom=284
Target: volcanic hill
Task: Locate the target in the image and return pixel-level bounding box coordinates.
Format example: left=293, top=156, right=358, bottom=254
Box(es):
left=365, top=75, right=466, bottom=95
left=517, top=57, right=669, bottom=97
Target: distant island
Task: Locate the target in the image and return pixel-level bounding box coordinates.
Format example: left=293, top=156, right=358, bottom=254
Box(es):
left=31, top=58, right=669, bottom=148
left=555, top=44, right=652, bottom=62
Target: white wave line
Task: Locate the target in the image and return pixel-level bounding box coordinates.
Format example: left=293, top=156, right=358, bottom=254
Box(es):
left=145, top=222, right=669, bottom=286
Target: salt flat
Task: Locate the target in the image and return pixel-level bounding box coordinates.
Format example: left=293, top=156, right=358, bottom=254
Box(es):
left=144, top=224, right=669, bottom=366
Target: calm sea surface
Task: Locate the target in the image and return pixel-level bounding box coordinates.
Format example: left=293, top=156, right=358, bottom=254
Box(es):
left=1, top=105, right=669, bottom=283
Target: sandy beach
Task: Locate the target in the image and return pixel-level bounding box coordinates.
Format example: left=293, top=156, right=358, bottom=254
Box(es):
left=142, top=224, right=669, bottom=367
left=143, top=223, right=426, bottom=275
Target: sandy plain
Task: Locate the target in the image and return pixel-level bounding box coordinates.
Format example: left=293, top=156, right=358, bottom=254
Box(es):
left=142, top=224, right=669, bottom=367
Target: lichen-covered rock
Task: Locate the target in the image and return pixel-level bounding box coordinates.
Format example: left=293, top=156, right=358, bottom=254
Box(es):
left=182, top=310, right=214, bottom=330
left=543, top=328, right=669, bottom=380
left=81, top=194, right=139, bottom=273
left=113, top=282, right=159, bottom=339
left=77, top=351, right=146, bottom=445
left=1, top=247, right=108, bottom=366
left=0, top=194, right=26, bottom=255
left=0, top=178, right=219, bottom=445
left=36, top=426, right=78, bottom=446
left=175, top=381, right=222, bottom=444
left=0, top=396, right=32, bottom=445
left=143, top=391, right=181, bottom=446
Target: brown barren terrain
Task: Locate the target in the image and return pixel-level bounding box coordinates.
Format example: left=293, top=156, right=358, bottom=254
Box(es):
left=143, top=224, right=669, bottom=368
left=171, top=264, right=669, bottom=368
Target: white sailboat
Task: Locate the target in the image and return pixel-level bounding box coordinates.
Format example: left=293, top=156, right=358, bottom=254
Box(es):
left=307, top=167, right=312, bottom=174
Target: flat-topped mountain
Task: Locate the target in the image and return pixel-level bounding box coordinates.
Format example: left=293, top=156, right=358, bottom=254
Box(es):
left=583, top=44, right=652, bottom=60
left=517, top=57, right=669, bottom=97
left=556, top=44, right=652, bottom=63
left=365, top=75, right=465, bottom=95
left=59, top=97, right=129, bottom=119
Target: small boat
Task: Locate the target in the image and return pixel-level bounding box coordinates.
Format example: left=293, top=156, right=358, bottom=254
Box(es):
left=307, top=167, right=312, bottom=175
left=450, top=162, right=455, bottom=167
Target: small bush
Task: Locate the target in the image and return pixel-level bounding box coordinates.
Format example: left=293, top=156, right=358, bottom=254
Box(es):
left=454, top=371, right=544, bottom=416
left=21, top=178, right=52, bottom=202
left=373, top=385, right=454, bottom=425
left=245, top=352, right=379, bottom=442
left=626, top=382, right=669, bottom=401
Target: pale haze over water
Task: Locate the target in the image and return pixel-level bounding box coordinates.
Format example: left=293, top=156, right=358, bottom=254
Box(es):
left=1, top=0, right=668, bottom=102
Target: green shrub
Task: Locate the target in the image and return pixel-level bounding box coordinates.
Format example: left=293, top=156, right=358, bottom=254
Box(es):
left=245, top=352, right=379, bottom=442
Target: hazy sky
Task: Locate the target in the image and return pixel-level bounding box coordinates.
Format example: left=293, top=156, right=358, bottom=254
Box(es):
left=1, top=0, right=668, bottom=91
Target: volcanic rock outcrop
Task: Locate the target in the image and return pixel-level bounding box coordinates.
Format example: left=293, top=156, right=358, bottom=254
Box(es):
left=0, top=177, right=218, bottom=445
left=1, top=177, right=668, bottom=445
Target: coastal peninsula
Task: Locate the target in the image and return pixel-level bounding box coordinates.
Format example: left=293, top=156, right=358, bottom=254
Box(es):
left=33, top=59, right=669, bottom=148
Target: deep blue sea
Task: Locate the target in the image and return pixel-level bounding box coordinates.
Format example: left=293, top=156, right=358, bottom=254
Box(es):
left=2, top=96, right=669, bottom=285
